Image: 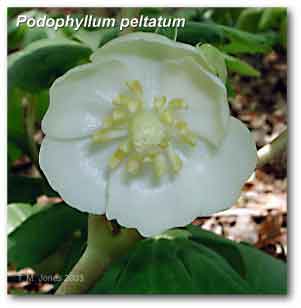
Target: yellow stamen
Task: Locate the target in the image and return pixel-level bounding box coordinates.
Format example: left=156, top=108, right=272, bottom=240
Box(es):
left=127, top=157, right=141, bottom=174
left=119, top=140, right=130, bottom=153
left=109, top=148, right=127, bottom=169
left=175, top=121, right=198, bottom=146
left=167, top=145, right=182, bottom=173
left=127, top=99, right=142, bottom=113
left=92, top=128, right=127, bottom=144
left=153, top=154, right=167, bottom=177
left=112, top=95, right=132, bottom=106
left=180, top=130, right=198, bottom=146
left=153, top=96, right=167, bottom=111
left=102, top=116, right=114, bottom=129
left=126, top=80, right=143, bottom=97
left=112, top=108, right=127, bottom=121
left=160, top=110, right=173, bottom=126
left=168, top=98, right=187, bottom=110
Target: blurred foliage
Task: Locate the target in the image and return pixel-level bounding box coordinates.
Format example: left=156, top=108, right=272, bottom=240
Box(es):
left=7, top=7, right=287, bottom=294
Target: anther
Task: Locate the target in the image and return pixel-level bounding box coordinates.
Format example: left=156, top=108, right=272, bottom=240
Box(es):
left=168, top=98, right=187, bottom=110
left=126, top=80, right=143, bottom=97
left=167, top=145, right=183, bottom=173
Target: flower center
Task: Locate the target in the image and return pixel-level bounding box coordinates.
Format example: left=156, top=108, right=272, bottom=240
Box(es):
left=130, top=111, right=166, bottom=155
left=92, top=80, right=198, bottom=177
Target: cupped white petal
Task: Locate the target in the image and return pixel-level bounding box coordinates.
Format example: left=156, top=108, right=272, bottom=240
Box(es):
left=159, top=57, right=229, bottom=147
left=194, top=117, right=257, bottom=216
left=39, top=137, right=117, bottom=214
left=91, top=32, right=211, bottom=73
left=106, top=117, right=256, bottom=237
left=42, top=60, right=130, bottom=140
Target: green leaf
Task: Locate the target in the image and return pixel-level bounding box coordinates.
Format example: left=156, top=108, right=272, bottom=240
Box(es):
left=33, top=232, right=86, bottom=276
left=8, top=175, right=57, bottom=204
left=8, top=141, right=23, bottom=166
left=259, top=8, right=287, bottom=32
left=8, top=89, right=49, bottom=156
left=187, top=225, right=246, bottom=277
left=142, top=21, right=224, bottom=46
left=90, top=238, right=251, bottom=294
left=176, top=22, right=225, bottom=45
left=198, top=43, right=259, bottom=80
left=198, top=43, right=227, bottom=83
left=7, top=203, right=39, bottom=235
left=173, top=8, right=203, bottom=20
left=280, top=16, right=287, bottom=48
left=8, top=203, right=87, bottom=269
left=7, top=88, right=28, bottom=154
left=8, top=10, right=61, bottom=51
left=237, top=243, right=287, bottom=294
left=74, top=28, right=119, bottom=51
left=187, top=225, right=287, bottom=294
left=8, top=38, right=92, bottom=93
left=223, top=53, right=260, bottom=77
left=218, top=25, right=277, bottom=54
left=236, top=8, right=263, bottom=33
left=209, top=8, right=244, bottom=26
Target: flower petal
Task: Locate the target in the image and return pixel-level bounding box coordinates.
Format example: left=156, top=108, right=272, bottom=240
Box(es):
left=159, top=57, right=229, bottom=147
left=39, top=137, right=116, bottom=214
left=91, top=32, right=211, bottom=71
left=194, top=117, right=257, bottom=216
left=106, top=117, right=256, bottom=237
left=42, top=60, right=130, bottom=139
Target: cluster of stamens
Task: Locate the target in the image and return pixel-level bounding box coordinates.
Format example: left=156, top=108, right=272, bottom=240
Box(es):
left=92, top=80, right=198, bottom=177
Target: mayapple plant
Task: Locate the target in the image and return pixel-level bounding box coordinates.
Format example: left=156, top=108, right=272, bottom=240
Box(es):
left=39, top=32, right=257, bottom=293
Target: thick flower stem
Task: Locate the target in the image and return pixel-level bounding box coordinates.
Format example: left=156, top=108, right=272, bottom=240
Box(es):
left=56, top=215, right=142, bottom=295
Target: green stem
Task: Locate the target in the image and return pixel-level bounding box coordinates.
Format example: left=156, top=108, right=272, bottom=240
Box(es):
left=56, top=215, right=142, bottom=295
left=257, top=128, right=287, bottom=168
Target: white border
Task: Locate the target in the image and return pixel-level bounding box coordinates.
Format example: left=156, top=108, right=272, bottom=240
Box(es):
left=1, top=0, right=300, bottom=307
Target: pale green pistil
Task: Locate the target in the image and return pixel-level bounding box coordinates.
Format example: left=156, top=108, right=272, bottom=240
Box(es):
left=130, top=111, right=166, bottom=155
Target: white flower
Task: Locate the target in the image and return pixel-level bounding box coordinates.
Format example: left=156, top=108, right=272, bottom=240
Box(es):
left=39, top=32, right=257, bottom=237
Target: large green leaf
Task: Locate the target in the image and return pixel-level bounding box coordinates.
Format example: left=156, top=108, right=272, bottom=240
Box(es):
left=8, top=175, right=57, bottom=204
left=237, top=243, right=287, bottom=294
left=90, top=238, right=251, bottom=294
left=187, top=225, right=287, bottom=294
left=8, top=39, right=92, bottom=93
left=8, top=202, right=87, bottom=269
left=187, top=225, right=246, bottom=277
